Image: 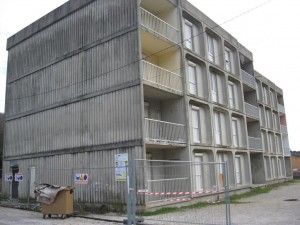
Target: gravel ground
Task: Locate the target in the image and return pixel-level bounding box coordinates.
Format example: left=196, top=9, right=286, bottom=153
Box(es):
left=1, top=181, right=300, bottom=225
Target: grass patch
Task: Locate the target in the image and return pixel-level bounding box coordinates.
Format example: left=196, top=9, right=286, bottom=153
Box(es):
left=230, top=187, right=271, bottom=202
left=141, top=201, right=214, bottom=216
left=141, top=207, right=181, bottom=216
left=0, top=192, right=8, bottom=201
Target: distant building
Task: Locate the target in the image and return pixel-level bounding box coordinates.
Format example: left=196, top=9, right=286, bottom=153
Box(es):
left=291, top=151, right=300, bottom=177
left=2, top=0, right=292, bottom=206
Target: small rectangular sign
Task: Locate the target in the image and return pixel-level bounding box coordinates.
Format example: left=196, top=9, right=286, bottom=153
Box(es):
left=14, top=173, right=24, bottom=182
left=5, top=173, right=13, bottom=182
left=75, top=173, right=89, bottom=184
left=115, top=153, right=128, bottom=181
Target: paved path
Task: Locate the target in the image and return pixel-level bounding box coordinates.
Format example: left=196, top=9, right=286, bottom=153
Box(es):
left=0, top=207, right=121, bottom=225
left=230, top=181, right=300, bottom=225
left=0, top=181, right=300, bottom=225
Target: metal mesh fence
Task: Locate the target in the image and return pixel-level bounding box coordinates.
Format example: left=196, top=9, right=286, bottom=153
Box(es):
left=1, top=160, right=231, bottom=224
left=131, top=160, right=231, bottom=225
left=0, top=166, right=128, bottom=220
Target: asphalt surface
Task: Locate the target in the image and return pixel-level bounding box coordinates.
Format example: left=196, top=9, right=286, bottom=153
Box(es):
left=0, top=180, right=300, bottom=225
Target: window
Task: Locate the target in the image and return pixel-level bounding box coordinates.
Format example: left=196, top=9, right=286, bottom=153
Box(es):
left=211, top=72, right=218, bottom=102
left=271, top=158, right=276, bottom=178
left=224, top=47, right=232, bottom=71
left=192, top=107, right=200, bottom=143
left=144, top=102, right=149, bottom=118
left=263, top=86, right=268, bottom=104
left=235, top=156, right=242, bottom=184
left=188, top=63, right=197, bottom=95
left=272, top=113, right=277, bottom=130
left=266, top=110, right=271, bottom=129
left=195, top=153, right=204, bottom=191
left=218, top=153, right=227, bottom=186
left=277, top=159, right=282, bottom=177
left=207, top=34, right=214, bottom=62
left=184, top=20, right=193, bottom=50
left=270, top=91, right=274, bottom=107
left=232, top=119, right=239, bottom=147
left=146, top=153, right=152, bottom=191
left=228, top=82, right=235, bottom=109
left=275, top=135, right=280, bottom=154
left=214, top=112, right=221, bottom=145
left=268, top=133, right=274, bottom=153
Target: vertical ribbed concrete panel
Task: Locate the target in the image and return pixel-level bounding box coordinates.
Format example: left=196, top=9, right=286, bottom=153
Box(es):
left=2, top=146, right=143, bottom=205
left=4, top=0, right=142, bottom=163
left=6, top=31, right=140, bottom=117
left=5, top=86, right=142, bottom=157
left=6, top=0, right=138, bottom=81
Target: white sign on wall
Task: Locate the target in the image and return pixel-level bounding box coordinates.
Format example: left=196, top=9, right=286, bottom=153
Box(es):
left=75, top=173, right=89, bottom=184
left=5, top=174, right=13, bottom=182
left=115, top=153, right=128, bottom=181
left=14, top=173, right=24, bottom=182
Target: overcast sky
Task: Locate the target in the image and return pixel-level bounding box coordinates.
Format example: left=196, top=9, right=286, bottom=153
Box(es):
left=0, top=0, right=299, bottom=150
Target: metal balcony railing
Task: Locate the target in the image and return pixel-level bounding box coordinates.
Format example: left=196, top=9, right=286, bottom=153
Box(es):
left=142, top=60, right=182, bottom=92
left=248, top=137, right=263, bottom=150
left=280, top=125, right=288, bottom=134
left=241, top=69, right=256, bottom=89
left=278, top=104, right=285, bottom=114
left=140, top=7, right=180, bottom=43
left=144, top=118, right=186, bottom=144
left=245, top=102, right=259, bottom=119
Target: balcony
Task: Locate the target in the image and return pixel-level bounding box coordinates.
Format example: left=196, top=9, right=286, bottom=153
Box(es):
left=140, top=7, right=180, bottom=44
left=241, top=70, right=256, bottom=89
left=142, top=60, right=182, bottom=93
left=278, top=104, right=285, bottom=114
left=144, top=118, right=186, bottom=146
left=245, top=103, right=259, bottom=119
left=280, top=125, right=288, bottom=134
left=248, top=137, right=263, bottom=150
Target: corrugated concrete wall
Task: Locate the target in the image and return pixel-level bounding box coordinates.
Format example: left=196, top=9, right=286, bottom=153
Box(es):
left=5, top=86, right=142, bottom=159
left=6, top=31, right=140, bottom=118
left=4, top=0, right=143, bottom=160
left=3, top=146, right=143, bottom=205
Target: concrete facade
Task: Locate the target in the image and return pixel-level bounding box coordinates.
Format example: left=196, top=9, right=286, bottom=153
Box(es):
left=2, top=0, right=292, bottom=206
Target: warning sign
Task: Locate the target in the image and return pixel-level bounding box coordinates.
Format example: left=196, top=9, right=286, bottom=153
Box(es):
left=75, top=173, right=88, bottom=184
left=5, top=174, right=13, bottom=182
left=14, top=173, right=24, bottom=182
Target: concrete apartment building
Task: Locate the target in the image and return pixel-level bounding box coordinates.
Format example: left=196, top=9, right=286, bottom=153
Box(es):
left=2, top=0, right=292, bottom=205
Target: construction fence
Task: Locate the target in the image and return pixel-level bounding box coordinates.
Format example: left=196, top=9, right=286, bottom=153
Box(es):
left=0, top=160, right=231, bottom=224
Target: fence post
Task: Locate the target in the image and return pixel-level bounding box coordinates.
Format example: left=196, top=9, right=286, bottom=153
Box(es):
left=126, top=159, right=136, bottom=224
left=27, top=167, right=30, bottom=205
left=224, top=162, right=231, bottom=225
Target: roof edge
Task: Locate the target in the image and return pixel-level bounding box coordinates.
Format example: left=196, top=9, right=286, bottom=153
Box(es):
left=6, top=0, right=95, bottom=50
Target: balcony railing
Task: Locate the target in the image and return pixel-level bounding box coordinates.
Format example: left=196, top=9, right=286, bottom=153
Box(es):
left=245, top=102, right=259, bottom=119
left=142, top=60, right=182, bottom=92
left=278, top=104, right=285, bottom=114
left=140, top=7, right=180, bottom=44
left=241, top=70, right=256, bottom=89
left=144, top=118, right=186, bottom=144
left=280, top=125, right=288, bottom=134
left=248, top=137, right=263, bottom=150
